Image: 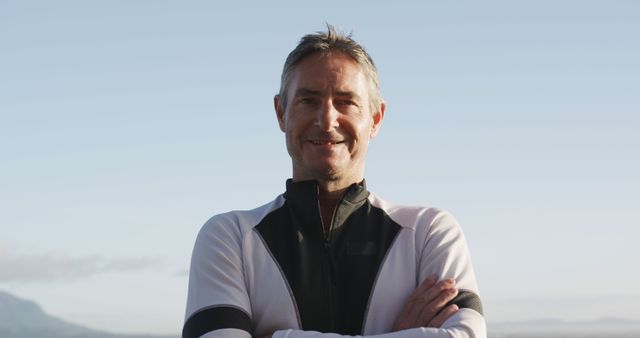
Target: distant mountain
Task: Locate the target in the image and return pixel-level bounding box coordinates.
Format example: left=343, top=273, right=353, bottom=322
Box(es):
left=4, top=289, right=640, bottom=338
left=0, top=290, right=178, bottom=338
left=490, top=317, right=640, bottom=333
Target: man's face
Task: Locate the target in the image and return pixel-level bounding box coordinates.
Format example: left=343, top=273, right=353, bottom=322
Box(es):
left=275, top=52, right=385, bottom=185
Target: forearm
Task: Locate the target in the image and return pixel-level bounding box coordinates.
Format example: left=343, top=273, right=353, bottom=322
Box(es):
left=272, top=309, right=485, bottom=338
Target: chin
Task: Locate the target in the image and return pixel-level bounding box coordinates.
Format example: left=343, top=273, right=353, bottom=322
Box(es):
left=305, top=164, right=342, bottom=182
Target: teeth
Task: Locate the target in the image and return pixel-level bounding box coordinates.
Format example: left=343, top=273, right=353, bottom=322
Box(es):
left=311, top=140, right=340, bottom=145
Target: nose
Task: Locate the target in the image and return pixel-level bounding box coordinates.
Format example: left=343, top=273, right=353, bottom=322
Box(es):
left=314, top=100, right=339, bottom=131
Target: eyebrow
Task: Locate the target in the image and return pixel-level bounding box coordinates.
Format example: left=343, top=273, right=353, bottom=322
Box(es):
left=293, top=88, right=362, bottom=101
left=293, top=88, right=322, bottom=97
left=335, top=91, right=362, bottom=101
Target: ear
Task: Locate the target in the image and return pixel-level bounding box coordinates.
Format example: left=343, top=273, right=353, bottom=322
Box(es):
left=370, top=100, right=385, bottom=138
left=274, top=95, right=286, bottom=132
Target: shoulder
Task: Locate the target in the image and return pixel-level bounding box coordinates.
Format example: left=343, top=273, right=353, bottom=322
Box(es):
left=196, top=195, right=286, bottom=244
left=367, top=193, right=460, bottom=233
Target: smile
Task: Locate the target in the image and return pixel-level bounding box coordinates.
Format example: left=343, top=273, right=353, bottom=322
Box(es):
left=309, top=140, right=344, bottom=145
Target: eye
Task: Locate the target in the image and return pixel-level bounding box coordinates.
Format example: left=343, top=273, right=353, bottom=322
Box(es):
left=298, top=97, right=317, bottom=105
left=337, top=99, right=358, bottom=107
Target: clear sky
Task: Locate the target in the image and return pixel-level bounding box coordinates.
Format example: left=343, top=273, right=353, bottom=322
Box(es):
left=1, top=0, right=639, bottom=335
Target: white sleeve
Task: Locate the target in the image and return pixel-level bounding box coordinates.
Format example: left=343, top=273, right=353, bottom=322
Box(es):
left=274, top=321, right=483, bottom=338
left=415, top=209, right=486, bottom=338
left=417, top=210, right=481, bottom=298
left=183, top=214, right=253, bottom=338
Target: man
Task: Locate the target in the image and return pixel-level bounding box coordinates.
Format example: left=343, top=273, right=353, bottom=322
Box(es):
left=183, top=25, right=485, bottom=338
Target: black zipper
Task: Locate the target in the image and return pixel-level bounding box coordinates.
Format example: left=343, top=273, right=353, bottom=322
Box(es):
left=319, top=195, right=340, bottom=332
left=323, top=240, right=337, bottom=331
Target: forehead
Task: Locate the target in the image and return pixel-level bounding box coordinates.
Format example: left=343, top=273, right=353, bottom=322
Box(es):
left=288, top=52, right=370, bottom=95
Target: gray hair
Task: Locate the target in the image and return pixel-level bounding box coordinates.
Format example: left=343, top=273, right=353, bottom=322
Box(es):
left=278, top=24, right=382, bottom=112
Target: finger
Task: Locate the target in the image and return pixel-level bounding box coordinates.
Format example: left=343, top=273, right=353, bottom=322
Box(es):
left=416, top=287, right=458, bottom=325
left=393, top=275, right=438, bottom=330
left=419, top=278, right=455, bottom=305
left=401, top=275, right=439, bottom=320
left=406, top=278, right=455, bottom=327
left=393, top=297, right=430, bottom=330
left=428, top=304, right=459, bottom=328
left=407, top=275, right=438, bottom=302
left=429, top=285, right=458, bottom=311
left=405, top=276, right=439, bottom=319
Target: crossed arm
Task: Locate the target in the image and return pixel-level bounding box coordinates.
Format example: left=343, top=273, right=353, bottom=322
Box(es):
left=392, top=275, right=460, bottom=331
left=257, top=276, right=460, bottom=338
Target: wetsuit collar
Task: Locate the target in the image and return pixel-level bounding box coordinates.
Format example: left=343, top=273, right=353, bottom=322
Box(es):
left=284, top=179, right=370, bottom=240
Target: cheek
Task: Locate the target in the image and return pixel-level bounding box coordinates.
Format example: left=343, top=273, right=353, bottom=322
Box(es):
left=348, top=118, right=374, bottom=140
left=287, top=115, right=313, bottom=136
left=284, top=123, right=304, bottom=149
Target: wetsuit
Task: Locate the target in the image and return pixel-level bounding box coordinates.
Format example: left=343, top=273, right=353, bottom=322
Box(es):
left=184, top=180, right=485, bottom=338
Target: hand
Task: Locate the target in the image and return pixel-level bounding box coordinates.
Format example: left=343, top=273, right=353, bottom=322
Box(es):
left=392, top=275, right=460, bottom=331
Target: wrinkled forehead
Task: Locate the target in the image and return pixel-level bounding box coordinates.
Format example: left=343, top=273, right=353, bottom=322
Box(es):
left=287, top=52, right=372, bottom=96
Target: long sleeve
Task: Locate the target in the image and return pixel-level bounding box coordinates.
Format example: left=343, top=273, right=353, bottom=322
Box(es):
left=183, top=213, right=253, bottom=338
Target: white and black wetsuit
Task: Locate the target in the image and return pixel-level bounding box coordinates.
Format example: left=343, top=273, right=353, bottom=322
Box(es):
left=183, top=180, right=486, bottom=338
